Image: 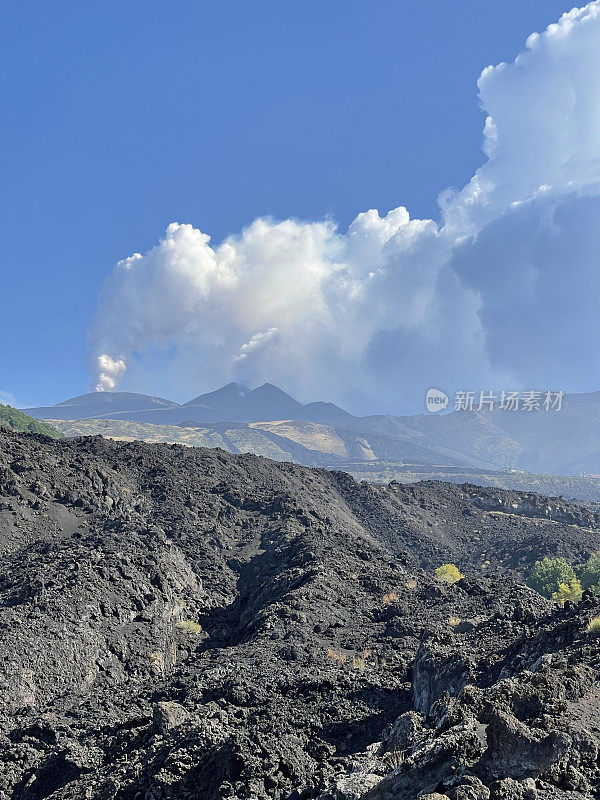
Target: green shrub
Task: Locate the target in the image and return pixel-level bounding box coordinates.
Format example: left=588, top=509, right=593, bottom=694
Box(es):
left=526, top=557, right=576, bottom=599
left=435, top=564, right=464, bottom=584
left=585, top=617, right=600, bottom=635
left=551, top=578, right=582, bottom=605
left=580, top=551, right=600, bottom=594
left=176, top=620, right=203, bottom=635
left=0, top=404, right=63, bottom=439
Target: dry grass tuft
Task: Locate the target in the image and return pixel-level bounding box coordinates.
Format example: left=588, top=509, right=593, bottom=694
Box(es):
left=351, top=649, right=372, bottom=672
left=326, top=648, right=347, bottom=665
left=384, top=750, right=405, bottom=769
left=586, top=616, right=600, bottom=635
left=149, top=652, right=164, bottom=673
left=382, top=591, right=399, bottom=605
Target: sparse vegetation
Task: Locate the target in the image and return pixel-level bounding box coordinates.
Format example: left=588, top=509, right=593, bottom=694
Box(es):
left=351, top=649, right=371, bottom=672
left=176, top=620, right=203, bottom=635
left=149, top=651, right=164, bottom=671
left=326, top=648, right=347, bottom=665
left=382, top=591, right=399, bottom=604
left=0, top=404, right=63, bottom=439
left=580, top=551, right=600, bottom=594
left=351, top=655, right=366, bottom=672
left=585, top=617, right=600, bottom=635
left=435, top=564, right=464, bottom=584
left=526, top=557, right=577, bottom=599
left=551, top=578, right=582, bottom=605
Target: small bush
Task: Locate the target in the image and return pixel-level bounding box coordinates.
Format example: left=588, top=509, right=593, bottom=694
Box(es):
left=177, top=620, right=203, bottom=635
left=435, top=564, right=464, bottom=584
left=382, top=591, right=399, bottom=605
left=585, top=617, right=600, bottom=635
left=526, top=557, right=576, bottom=599
left=580, top=551, right=600, bottom=594
left=551, top=578, right=582, bottom=605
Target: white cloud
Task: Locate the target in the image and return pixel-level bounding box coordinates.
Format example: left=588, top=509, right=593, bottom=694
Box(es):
left=443, top=0, right=600, bottom=232
left=87, top=2, right=600, bottom=414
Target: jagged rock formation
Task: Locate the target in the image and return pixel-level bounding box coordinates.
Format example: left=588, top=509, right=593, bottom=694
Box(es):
left=0, top=429, right=599, bottom=799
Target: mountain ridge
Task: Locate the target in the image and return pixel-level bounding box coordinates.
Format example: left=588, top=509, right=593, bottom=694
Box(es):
left=23, top=385, right=600, bottom=476
left=24, top=382, right=353, bottom=425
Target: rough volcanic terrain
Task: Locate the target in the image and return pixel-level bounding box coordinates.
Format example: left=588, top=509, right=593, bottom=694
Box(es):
left=1, top=429, right=600, bottom=800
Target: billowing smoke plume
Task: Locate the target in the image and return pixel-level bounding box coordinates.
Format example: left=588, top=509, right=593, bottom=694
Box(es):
left=88, top=2, right=600, bottom=413
left=94, top=355, right=126, bottom=392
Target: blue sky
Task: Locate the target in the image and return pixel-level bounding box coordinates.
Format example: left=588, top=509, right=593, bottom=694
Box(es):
left=0, top=1, right=585, bottom=409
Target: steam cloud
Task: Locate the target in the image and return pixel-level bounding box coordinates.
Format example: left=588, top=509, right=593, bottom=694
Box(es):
left=88, top=2, right=600, bottom=413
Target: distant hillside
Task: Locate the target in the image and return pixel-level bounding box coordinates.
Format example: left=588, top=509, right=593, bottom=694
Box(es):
left=353, top=391, right=600, bottom=475
left=47, top=416, right=458, bottom=468
left=344, top=461, right=600, bottom=503
left=0, top=404, right=63, bottom=439
left=24, top=382, right=353, bottom=425
left=26, top=385, right=600, bottom=476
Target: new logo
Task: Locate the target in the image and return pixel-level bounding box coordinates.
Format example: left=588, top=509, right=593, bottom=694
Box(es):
left=425, top=388, right=449, bottom=413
